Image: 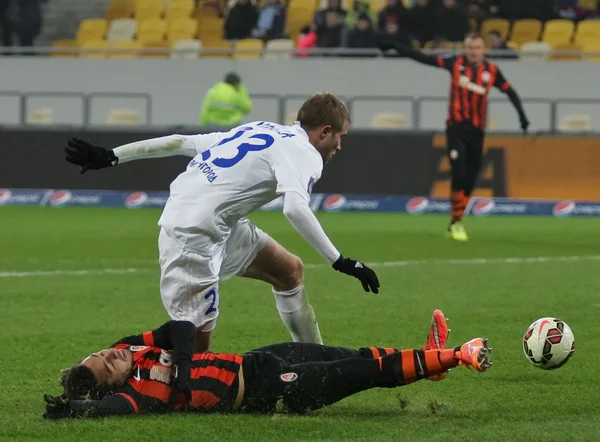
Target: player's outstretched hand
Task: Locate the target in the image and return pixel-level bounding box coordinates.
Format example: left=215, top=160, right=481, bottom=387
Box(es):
left=520, top=117, right=530, bottom=134
left=65, top=137, right=119, bottom=174
left=333, top=255, right=380, bottom=294
left=42, top=393, right=72, bottom=420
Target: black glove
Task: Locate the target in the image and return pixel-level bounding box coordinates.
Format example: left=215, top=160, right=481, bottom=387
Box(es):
left=65, top=137, right=118, bottom=174
left=520, top=116, right=530, bottom=134
left=170, top=359, right=192, bottom=407
left=332, top=255, right=380, bottom=294
left=43, top=394, right=72, bottom=420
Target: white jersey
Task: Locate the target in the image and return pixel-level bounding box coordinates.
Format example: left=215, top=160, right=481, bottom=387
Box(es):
left=157, top=121, right=323, bottom=254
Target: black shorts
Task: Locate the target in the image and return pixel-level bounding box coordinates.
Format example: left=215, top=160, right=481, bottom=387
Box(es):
left=239, top=351, right=290, bottom=414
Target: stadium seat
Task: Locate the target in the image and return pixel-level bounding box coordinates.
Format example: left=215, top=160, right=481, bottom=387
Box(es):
left=109, top=40, right=142, bottom=57
left=166, top=0, right=194, bottom=22
left=79, top=39, right=109, bottom=58
left=137, top=18, right=167, bottom=42
left=50, top=39, right=78, bottom=57
left=264, top=39, right=294, bottom=59
left=107, top=18, right=137, bottom=42
left=582, top=41, right=600, bottom=61
left=542, top=19, right=575, bottom=46
left=105, top=0, right=135, bottom=20
left=510, top=19, right=542, bottom=46
left=520, top=41, right=552, bottom=60
left=480, top=18, right=511, bottom=40
left=234, top=39, right=263, bottom=58
left=558, top=114, right=592, bottom=132
left=135, top=0, right=164, bottom=20
left=106, top=108, right=142, bottom=125
left=370, top=0, right=386, bottom=11
left=200, top=39, right=232, bottom=57
left=550, top=42, right=581, bottom=60
left=76, top=19, right=108, bottom=44
left=140, top=40, right=169, bottom=57
left=197, top=16, right=223, bottom=40
left=171, top=39, right=202, bottom=59
left=574, top=20, right=600, bottom=46
left=286, top=3, right=316, bottom=40
left=371, top=113, right=406, bottom=129
left=28, top=108, right=54, bottom=125
left=168, top=18, right=197, bottom=43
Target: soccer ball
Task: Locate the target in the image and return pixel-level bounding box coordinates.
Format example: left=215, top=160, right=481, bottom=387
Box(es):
left=522, top=317, right=575, bottom=370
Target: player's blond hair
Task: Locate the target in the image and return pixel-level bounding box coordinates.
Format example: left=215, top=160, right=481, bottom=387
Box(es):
left=297, top=92, right=350, bottom=133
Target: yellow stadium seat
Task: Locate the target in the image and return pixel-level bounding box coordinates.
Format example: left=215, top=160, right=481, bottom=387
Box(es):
left=109, top=40, right=142, bottom=57
left=105, top=0, right=135, bottom=20
left=166, top=0, right=194, bottom=22
left=168, top=18, right=197, bottom=43
left=79, top=39, right=109, bottom=58
left=510, top=19, right=542, bottom=46
left=51, top=39, right=78, bottom=57
left=575, top=20, right=600, bottom=46
left=542, top=19, right=575, bottom=45
left=550, top=42, right=581, bottom=60
left=234, top=38, right=263, bottom=58
left=137, top=18, right=167, bottom=40
left=76, top=19, right=108, bottom=44
left=480, top=18, right=511, bottom=40
left=197, top=16, right=223, bottom=39
left=577, top=0, right=598, bottom=11
left=370, top=0, right=386, bottom=11
left=582, top=41, right=600, bottom=61
left=135, top=0, right=164, bottom=19
left=200, top=39, right=232, bottom=58
left=140, top=40, right=169, bottom=57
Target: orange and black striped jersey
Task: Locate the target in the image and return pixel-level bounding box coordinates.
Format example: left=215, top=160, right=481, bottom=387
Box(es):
left=111, top=342, right=243, bottom=414
left=436, top=55, right=511, bottom=131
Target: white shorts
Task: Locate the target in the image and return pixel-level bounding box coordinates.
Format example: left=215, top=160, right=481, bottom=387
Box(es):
left=158, top=219, right=269, bottom=332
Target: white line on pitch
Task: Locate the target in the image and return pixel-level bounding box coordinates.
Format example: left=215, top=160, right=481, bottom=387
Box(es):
left=1, top=255, right=599, bottom=278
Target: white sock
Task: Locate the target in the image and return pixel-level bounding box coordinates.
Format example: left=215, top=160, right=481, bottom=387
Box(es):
left=273, top=284, right=323, bottom=345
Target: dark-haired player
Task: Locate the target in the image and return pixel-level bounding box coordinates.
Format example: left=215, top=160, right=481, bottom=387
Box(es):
left=391, top=34, right=529, bottom=241
left=42, top=311, right=492, bottom=419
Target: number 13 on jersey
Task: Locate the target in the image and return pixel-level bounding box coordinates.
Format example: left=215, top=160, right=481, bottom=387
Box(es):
left=202, top=127, right=275, bottom=168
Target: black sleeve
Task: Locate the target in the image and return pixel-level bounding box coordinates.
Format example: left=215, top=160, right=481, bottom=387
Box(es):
left=110, top=320, right=196, bottom=356
left=68, top=394, right=135, bottom=418
left=506, top=87, right=528, bottom=123
left=493, top=67, right=512, bottom=92
left=394, top=44, right=453, bottom=69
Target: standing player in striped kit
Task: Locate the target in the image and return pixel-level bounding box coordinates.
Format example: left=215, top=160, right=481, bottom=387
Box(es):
left=393, top=34, right=530, bottom=241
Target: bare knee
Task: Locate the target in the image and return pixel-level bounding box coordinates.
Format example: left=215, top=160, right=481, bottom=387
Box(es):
left=275, top=255, right=304, bottom=292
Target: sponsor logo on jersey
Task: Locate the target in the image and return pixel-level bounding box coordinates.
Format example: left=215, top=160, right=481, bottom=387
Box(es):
left=129, top=346, right=149, bottom=352
left=150, top=366, right=172, bottom=384
left=322, top=194, right=347, bottom=211
left=472, top=199, right=495, bottom=215
left=458, top=75, right=487, bottom=95
left=307, top=176, right=316, bottom=195
left=49, top=190, right=73, bottom=206
left=280, top=372, right=298, bottom=383
left=125, top=192, right=149, bottom=208
left=553, top=200, right=575, bottom=217
left=405, top=197, right=429, bottom=214
left=189, top=158, right=218, bottom=183
left=0, top=189, right=12, bottom=204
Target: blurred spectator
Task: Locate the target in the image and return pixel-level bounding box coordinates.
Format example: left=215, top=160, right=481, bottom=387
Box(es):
left=17, top=0, right=44, bottom=47
left=317, top=10, right=344, bottom=49
left=0, top=0, right=12, bottom=50
left=297, top=24, right=317, bottom=57
left=380, top=18, right=413, bottom=49
left=558, top=0, right=578, bottom=19
left=486, top=29, right=518, bottom=59
left=347, top=14, right=378, bottom=50
left=252, top=0, right=285, bottom=40
left=224, top=0, right=258, bottom=40
left=378, top=0, right=409, bottom=32
left=346, top=0, right=377, bottom=29
left=200, top=72, right=253, bottom=127
left=409, top=0, right=436, bottom=45
left=435, top=0, right=469, bottom=42
left=314, top=0, right=347, bottom=30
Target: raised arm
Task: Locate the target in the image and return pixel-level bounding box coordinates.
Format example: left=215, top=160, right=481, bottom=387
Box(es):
left=393, top=44, right=441, bottom=67
left=64, top=132, right=227, bottom=174
left=110, top=320, right=196, bottom=352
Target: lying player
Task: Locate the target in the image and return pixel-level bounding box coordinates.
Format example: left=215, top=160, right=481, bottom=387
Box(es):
left=64, top=92, right=379, bottom=352
left=43, top=311, right=492, bottom=419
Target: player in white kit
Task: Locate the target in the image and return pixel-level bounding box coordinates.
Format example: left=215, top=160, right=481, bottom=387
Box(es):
left=64, top=93, right=379, bottom=351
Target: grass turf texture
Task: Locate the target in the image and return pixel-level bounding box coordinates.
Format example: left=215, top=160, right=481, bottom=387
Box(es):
left=1, top=207, right=599, bottom=441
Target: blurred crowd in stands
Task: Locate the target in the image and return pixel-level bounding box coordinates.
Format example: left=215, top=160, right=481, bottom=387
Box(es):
left=223, top=0, right=600, bottom=53
left=0, top=0, right=46, bottom=50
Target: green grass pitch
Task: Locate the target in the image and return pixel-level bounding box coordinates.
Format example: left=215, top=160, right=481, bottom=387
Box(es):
left=1, top=207, right=599, bottom=441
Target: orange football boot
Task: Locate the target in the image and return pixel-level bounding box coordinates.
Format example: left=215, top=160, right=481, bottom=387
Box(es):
left=456, top=338, right=493, bottom=372
left=424, top=309, right=450, bottom=381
